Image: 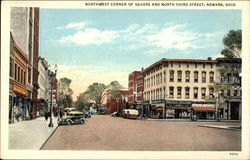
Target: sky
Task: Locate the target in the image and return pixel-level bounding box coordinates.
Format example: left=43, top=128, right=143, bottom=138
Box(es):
left=39, top=9, right=241, bottom=101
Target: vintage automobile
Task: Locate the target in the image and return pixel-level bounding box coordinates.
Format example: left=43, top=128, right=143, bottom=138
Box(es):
left=111, top=112, right=120, bottom=117
left=123, top=109, right=139, bottom=119
left=58, top=111, right=85, bottom=125
left=84, top=111, right=91, bottom=118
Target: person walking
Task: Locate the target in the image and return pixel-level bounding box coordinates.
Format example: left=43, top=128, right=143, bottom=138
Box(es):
left=45, top=112, right=48, bottom=121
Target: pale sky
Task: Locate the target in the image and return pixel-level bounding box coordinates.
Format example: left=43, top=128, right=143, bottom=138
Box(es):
left=39, top=9, right=241, bottom=101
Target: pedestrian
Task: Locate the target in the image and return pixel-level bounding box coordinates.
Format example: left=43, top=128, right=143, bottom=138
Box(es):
left=45, top=112, right=48, bottom=121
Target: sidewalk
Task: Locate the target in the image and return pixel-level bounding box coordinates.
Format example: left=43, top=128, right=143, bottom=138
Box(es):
left=199, top=124, right=241, bottom=131
left=9, top=116, right=58, bottom=150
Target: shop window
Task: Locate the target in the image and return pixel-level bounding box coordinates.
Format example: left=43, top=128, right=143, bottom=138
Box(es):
left=209, top=71, right=214, bottom=83
left=193, top=87, right=198, bottom=99
left=185, top=87, right=190, bottom=99
left=185, top=71, right=190, bottom=82
left=194, top=71, right=198, bottom=83
left=202, top=71, right=206, bottom=83
left=170, top=70, right=174, bottom=82
left=201, top=88, right=206, bottom=99
left=177, top=71, right=182, bottom=82
left=177, top=87, right=182, bottom=98
left=169, top=87, right=174, bottom=98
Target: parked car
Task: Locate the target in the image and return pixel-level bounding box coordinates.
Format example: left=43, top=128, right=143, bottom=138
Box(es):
left=111, top=112, right=120, bottom=117
left=123, top=109, right=139, bottom=119
left=58, top=111, right=85, bottom=125
left=84, top=111, right=91, bottom=118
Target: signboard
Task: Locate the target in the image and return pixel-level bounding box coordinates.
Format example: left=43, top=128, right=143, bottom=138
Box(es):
left=13, top=84, right=27, bottom=96
left=152, top=99, right=165, bottom=104
left=165, top=100, right=192, bottom=105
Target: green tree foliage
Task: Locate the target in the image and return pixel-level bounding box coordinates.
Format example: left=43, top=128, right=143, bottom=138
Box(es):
left=74, top=92, right=91, bottom=112
left=58, top=77, right=74, bottom=108
left=221, top=30, right=242, bottom=58
left=107, top=81, right=124, bottom=101
left=85, top=82, right=107, bottom=105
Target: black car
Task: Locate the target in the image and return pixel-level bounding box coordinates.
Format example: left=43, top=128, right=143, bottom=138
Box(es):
left=111, top=112, right=120, bottom=117
left=84, top=111, right=91, bottom=118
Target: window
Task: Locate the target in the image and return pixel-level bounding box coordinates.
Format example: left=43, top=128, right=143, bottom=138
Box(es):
left=202, top=71, right=206, bottom=83
left=185, top=71, right=190, bottom=82
left=220, top=73, right=225, bottom=83
left=18, top=66, right=20, bottom=82
left=209, top=72, right=214, bottom=83
left=160, top=88, right=162, bottom=99
left=195, top=63, right=197, bottom=68
left=185, top=87, right=190, bottom=99
left=15, top=64, right=17, bottom=80
left=194, top=87, right=198, bottom=99
left=227, top=73, right=232, bottom=83
left=234, top=90, right=238, bottom=96
left=203, top=63, right=205, bottom=69
left=10, top=58, right=13, bottom=77
left=21, top=70, right=23, bottom=84
left=178, top=62, right=181, bottom=68
left=170, top=71, right=174, bottom=82
left=220, top=90, right=224, bottom=97
left=177, top=87, right=182, bottom=98
left=201, top=88, right=206, bottom=99
left=227, top=90, right=231, bottom=96
left=28, top=67, right=31, bottom=83
left=170, top=62, right=173, bottom=68
left=187, top=64, right=189, bottom=68
left=164, top=71, right=166, bottom=82
left=194, top=71, right=198, bottom=83
left=160, top=73, right=162, bottom=84
left=169, top=87, right=174, bottom=98
left=177, top=71, right=182, bottom=82
left=24, top=71, right=26, bottom=85
left=211, top=64, right=213, bottom=69
left=163, top=87, right=165, bottom=98
left=209, top=88, right=214, bottom=98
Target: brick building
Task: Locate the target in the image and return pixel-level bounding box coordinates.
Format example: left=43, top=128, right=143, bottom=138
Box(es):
left=106, top=89, right=128, bottom=115
left=128, top=71, right=144, bottom=107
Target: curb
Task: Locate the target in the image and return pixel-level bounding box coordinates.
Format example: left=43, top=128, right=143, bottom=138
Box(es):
left=39, top=125, right=59, bottom=150
left=199, top=125, right=241, bottom=131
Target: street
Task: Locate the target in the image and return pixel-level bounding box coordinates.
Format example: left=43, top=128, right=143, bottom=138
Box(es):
left=41, top=115, right=241, bottom=151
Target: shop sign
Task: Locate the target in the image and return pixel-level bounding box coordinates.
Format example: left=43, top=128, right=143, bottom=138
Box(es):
left=143, top=100, right=150, bottom=104
left=165, top=100, right=192, bottom=105
left=152, top=99, right=165, bottom=104
left=13, top=84, right=27, bottom=96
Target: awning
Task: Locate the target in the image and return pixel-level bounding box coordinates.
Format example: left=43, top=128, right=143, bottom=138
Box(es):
left=192, top=106, right=216, bottom=112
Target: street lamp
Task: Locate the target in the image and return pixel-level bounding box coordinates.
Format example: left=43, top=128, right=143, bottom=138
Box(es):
left=48, top=64, right=58, bottom=127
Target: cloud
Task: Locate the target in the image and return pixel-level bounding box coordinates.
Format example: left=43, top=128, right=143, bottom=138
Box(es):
left=56, top=22, right=88, bottom=30
left=56, top=64, right=128, bottom=101
left=58, top=28, right=118, bottom=45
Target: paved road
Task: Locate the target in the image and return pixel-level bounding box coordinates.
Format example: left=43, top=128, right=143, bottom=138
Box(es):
left=41, top=115, right=241, bottom=151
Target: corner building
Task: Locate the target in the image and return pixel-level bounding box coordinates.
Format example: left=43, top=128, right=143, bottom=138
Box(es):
left=142, top=58, right=217, bottom=119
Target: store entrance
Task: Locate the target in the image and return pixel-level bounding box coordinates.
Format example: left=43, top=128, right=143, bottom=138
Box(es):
left=230, top=102, right=240, bottom=120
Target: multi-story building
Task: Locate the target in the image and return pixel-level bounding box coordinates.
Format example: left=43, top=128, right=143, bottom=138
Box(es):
left=142, top=58, right=217, bottom=119
left=9, top=7, right=40, bottom=122
left=215, top=58, right=241, bottom=120
left=106, top=89, right=128, bottom=115
left=9, top=33, right=30, bottom=123
left=128, top=71, right=144, bottom=107
left=37, top=57, right=49, bottom=116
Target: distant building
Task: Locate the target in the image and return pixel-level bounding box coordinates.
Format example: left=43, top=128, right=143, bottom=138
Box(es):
left=128, top=71, right=144, bottom=107
left=106, top=89, right=128, bottom=115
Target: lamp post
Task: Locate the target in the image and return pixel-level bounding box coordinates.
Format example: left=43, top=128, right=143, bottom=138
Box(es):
left=48, top=64, right=58, bottom=127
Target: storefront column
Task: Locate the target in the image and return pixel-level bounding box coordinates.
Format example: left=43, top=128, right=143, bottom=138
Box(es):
left=228, top=103, right=231, bottom=120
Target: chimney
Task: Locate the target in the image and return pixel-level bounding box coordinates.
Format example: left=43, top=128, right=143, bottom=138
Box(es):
left=141, top=67, right=144, bottom=71
left=207, top=57, right=212, bottom=60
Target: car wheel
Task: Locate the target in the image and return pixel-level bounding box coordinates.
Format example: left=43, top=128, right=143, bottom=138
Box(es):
left=67, top=121, right=71, bottom=125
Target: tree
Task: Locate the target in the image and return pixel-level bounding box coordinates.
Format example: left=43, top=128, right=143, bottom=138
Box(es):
left=107, top=81, right=124, bottom=101
left=221, top=30, right=241, bottom=59
left=58, top=77, right=74, bottom=108
left=85, top=83, right=107, bottom=108
left=74, top=92, right=91, bottom=112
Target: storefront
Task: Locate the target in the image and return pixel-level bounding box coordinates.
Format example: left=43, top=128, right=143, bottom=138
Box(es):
left=165, top=100, right=192, bottom=119
left=191, top=104, right=216, bottom=120
left=151, top=99, right=165, bottom=119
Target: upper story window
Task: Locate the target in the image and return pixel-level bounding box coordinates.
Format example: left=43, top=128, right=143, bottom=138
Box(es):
left=170, top=70, right=174, bottom=82
left=170, top=62, right=173, bottom=68
left=163, top=71, right=166, bottom=83
left=211, top=64, right=213, bottom=69
left=10, top=58, right=13, bottom=77
left=209, top=88, right=214, bottom=98
left=233, top=90, right=238, bottom=96
left=177, top=87, right=182, bottom=98
left=220, top=90, right=224, bottom=97
left=177, top=71, right=182, bottom=82
left=185, top=71, right=190, bottom=82
left=202, top=71, right=206, bottom=83
left=193, top=87, right=198, bottom=99
left=209, top=71, right=214, bottom=83
left=220, top=73, right=225, bottom=83
left=195, top=63, right=198, bottom=68
left=194, top=71, right=199, bottom=83
left=203, top=63, right=205, bottom=69
left=227, top=90, right=231, bottom=96
left=14, top=64, right=17, bottom=80
left=227, top=73, right=232, bottom=83
left=185, top=87, right=190, bottom=99
left=28, top=67, right=31, bottom=83
left=178, top=62, right=181, bottom=68
left=201, top=88, right=206, bottom=99
left=169, top=87, right=174, bottom=98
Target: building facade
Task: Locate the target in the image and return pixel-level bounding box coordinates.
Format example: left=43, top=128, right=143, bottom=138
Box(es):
left=9, top=7, right=40, bottom=122
left=215, top=58, right=242, bottom=120
left=106, top=89, right=128, bottom=115
left=37, top=57, right=49, bottom=116
left=128, top=71, right=144, bottom=107
left=142, top=58, right=217, bottom=119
